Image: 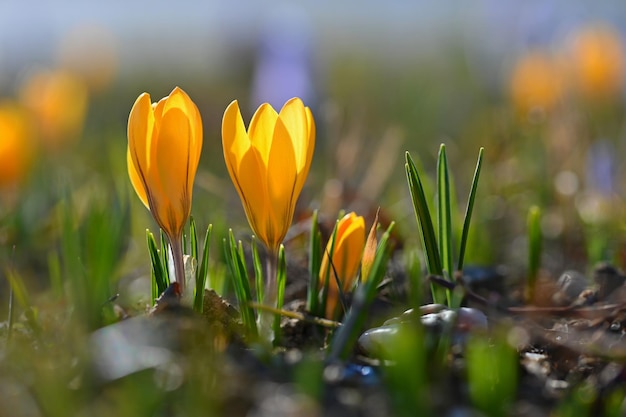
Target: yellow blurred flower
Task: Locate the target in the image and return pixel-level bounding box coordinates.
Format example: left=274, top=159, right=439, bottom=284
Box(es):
left=567, top=24, right=624, bottom=100
left=509, top=51, right=564, bottom=116
left=319, top=212, right=366, bottom=319
left=222, top=97, right=315, bottom=254
left=0, top=101, right=35, bottom=188
left=18, top=69, right=88, bottom=150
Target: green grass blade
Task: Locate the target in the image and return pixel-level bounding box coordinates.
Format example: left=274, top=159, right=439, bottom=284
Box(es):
left=273, top=245, right=287, bottom=343
left=437, top=144, right=454, bottom=286
left=251, top=236, right=264, bottom=305
left=223, top=231, right=257, bottom=338
left=307, top=210, right=322, bottom=315
left=527, top=205, right=542, bottom=302
left=405, top=152, right=446, bottom=304
left=457, top=147, right=484, bottom=272
left=320, top=218, right=340, bottom=318
left=147, top=230, right=168, bottom=297
left=329, top=222, right=395, bottom=361
left=193, top=224, right=212, bottom=313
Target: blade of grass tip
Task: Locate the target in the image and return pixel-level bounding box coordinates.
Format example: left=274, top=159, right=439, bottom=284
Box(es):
left=457, top=147, right=484, bottom=272
left=194, top=224, right=212, bottom=313
left=527, top=205, right=542, bottom=302
left=147, top=230, right=168, bottom=296
left=437, top=144, right=454, bottom=285
left=273, top=244, right=287, bottom=343
left=405, top=152, right=445, bottom=304
left=329, top=222, right=395, bottom=362
left=251, top=236, right=264, bottom=305
left=307, top=210, right=322, bottom=315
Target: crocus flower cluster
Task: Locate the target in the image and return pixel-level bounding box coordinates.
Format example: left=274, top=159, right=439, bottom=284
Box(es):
left=126, top=90, right=317, bottom=304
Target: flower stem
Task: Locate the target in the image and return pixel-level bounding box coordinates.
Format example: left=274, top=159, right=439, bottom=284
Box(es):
left=169, top=234, right=186, bottom=295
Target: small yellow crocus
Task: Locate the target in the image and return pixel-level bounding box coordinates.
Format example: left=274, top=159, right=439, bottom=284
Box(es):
left=0, top=101, right=35, bottom=189
left=222, top=97, right=315, bottom=255
left=567, top=25, right=624, bottom=101
left=509, top=50, right=565, bottom=117
left=127, top=86, right=203, bottom=293
left=319, top=212, right=366, bottom=319
left=18, top=69, right=88, bottom=151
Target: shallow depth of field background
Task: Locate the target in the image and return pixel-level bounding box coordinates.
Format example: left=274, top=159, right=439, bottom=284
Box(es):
left=2, top=0, right=626, bottom=313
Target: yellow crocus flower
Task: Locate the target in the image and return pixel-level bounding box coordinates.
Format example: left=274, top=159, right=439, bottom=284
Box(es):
left=567, top=24, right=624, bottom=101
left=127, top=86, right=203, bottom=293
left=509, top=50, right=564, bottom=116
left=18, top=69, right=88, bottom=151
left=0, top=101, right=35, bottom=189
left=222, top=97, right=315, bottom=254
left=319, top=212, right=366, bottom=319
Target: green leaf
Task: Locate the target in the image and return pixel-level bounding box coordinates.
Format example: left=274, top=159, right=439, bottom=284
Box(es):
left=273, top=245, right=287, bottom=343
left=147, top=230, right=168, bottom=297
left=251, top=236, right=264, bottom=305
left=457, top=147, right=484, bottom=272
left=223, top=231, right=257, bottom=338
left=307, top=210, right=322, bottom=315
left=437, top=144, right=454, bottom=286
left=405, top=152, right=446, bottom=303
left=193, top=223, right=212, bottom=313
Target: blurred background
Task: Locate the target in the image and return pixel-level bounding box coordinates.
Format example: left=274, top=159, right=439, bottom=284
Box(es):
left=2, top=0, right=626, bottom=306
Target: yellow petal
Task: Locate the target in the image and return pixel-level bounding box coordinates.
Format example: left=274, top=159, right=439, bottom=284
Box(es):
left=238, top=147, right=270, bottom=246
left=153, top=106, right=193, bottom=236
left=222, top=100, right=270, bottom=246
left=127, top=92, right=155, bottom=187
left=278, top=98, right=309, bottom=170
left=293, top=105, right=316, bottom=198
left=248, top=103, right=278, bottom=165
left=361, top=210, right=379, bottom=282
left=266, top=116, right=298, bottom=251
left=222, top=100, right=250, bottom=176
left=127, top=147, right=149, bottom=209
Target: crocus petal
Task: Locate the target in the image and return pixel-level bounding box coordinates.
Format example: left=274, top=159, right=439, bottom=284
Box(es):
left=294, top=106, right=316, bottom=197
left=267, top=117, right=298, bottom=250
left=239, top=148, right=270, bottom=245
left=128, top=93, right=155, bottom=189
left=222, top=100, right=251, bottom=177
left=127, top=147, right=149, bottom=209
left=248, top=103, right=278, bottom=165
left=278, top=98, right=309, bottom=169
left=154, top=106, right=193, bottom=236
left=222, top=100, right=270, bottom=243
